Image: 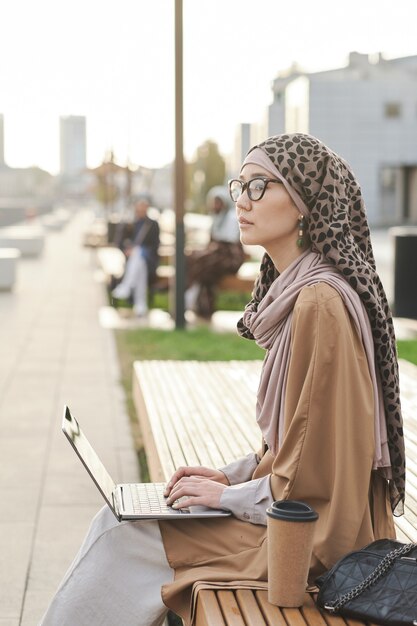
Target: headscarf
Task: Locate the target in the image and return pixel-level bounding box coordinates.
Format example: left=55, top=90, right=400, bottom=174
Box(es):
left=206, top=185, right=240, bottom=243
left=237, top=133, right=405, bottom=514
left=206, top=185, right=232, bottom=210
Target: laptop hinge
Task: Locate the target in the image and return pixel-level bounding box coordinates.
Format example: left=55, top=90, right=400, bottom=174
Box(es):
left=112, top=488, right=122, bottom=520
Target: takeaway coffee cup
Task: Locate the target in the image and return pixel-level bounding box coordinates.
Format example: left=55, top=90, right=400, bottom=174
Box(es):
left=266, top=500, right=318, bottom=607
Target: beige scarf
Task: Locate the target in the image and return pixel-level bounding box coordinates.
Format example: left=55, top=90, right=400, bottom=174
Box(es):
left=243, top=249, right=390, bottom=470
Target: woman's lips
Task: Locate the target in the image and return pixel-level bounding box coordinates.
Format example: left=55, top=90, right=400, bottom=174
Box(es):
left=238, top=216, right=253, bottom=226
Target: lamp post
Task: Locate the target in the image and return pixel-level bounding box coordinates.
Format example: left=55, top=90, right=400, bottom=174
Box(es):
left=174, top=0, right=186, bottom=328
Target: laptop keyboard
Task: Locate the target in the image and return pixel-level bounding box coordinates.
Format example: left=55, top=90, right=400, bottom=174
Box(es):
left=127, top=482, right=190, bottom=515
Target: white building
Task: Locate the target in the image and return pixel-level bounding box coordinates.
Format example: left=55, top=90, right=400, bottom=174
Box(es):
left=263, top=53, right=417, bottom=226
left=59, top=115, right=87, bottom=176
left=229, top=123, right=251, bottom=176
left=0, top=114, right=5, bottom=167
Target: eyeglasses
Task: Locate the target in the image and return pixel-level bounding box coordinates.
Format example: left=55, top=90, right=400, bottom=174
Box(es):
left=228, top=177, right=282, bottom=202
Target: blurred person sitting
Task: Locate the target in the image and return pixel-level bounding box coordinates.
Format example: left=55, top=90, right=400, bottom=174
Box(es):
left=111, top=195, right=160, bottom=317
left=185, top=186, right=245, bottom=318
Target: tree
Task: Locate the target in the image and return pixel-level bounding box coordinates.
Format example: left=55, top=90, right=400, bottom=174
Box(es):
left=188, top=140, right=226, bottom=212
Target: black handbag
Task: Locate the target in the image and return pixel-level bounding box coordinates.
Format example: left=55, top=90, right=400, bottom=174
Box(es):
left=316, top=538, right=417, bottom=626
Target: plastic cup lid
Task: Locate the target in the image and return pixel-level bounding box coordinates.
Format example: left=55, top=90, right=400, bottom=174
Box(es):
left=266, top=500, right=318, bottom=522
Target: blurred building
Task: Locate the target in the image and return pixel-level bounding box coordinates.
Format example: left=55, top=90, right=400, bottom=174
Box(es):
left=0, top=114, right=5, bottom=167
left=229, top=123, right=251, bottom=175
left=59, top=115, right=87, bottom=175
left=0, top=113, right=55, bottom=213
left=58, top=115, right=91, bottom=198
left=0, top=161, right=55, bottom=227
left=133, top=164, right=173, bottom=211
left=246, top=52, right=417, bottom=226
left=0, top=166, right=54, bottom=198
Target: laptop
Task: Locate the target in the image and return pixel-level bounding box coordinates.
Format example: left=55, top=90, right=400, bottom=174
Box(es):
left=62, top=405, right=231, bottom=521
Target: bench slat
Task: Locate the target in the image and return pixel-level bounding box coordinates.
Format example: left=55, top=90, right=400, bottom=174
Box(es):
left=218, top=275, right=254, bottom=293
left=299, top=594, right=328, bottom=626
left=133, top=363, right=176, bottom=480
left=281, top=607, right=311, bottom=626
left=403, top=489, right=417, bottom=521
left=163, top=361, right=228, bottom=468
left=205, top=363, right=262, bottom=450
left=196, top=591, right=227, bottom=626
left=138, top=362, right=191, bottom=474
left=217, top=591, right=248, bottom=626
left=155, top=362, right=206, bottom=468
left=255, top=590, right=288, bottom=626
left=183, top=363, right=258, bottom=463
left=235, top=590, right=268, bottom=625
left=137, top=361, right=224, bottom=471
left=133, top=361, right=262, bottom=479
left=394, top=513, right=417, bottom=542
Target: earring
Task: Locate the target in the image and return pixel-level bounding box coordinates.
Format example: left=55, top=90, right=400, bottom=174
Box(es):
left=296, top=215, right=306, bottom=248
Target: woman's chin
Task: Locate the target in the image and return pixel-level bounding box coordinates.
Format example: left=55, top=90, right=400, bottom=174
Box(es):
left=240, top=232, right=258, bottom=247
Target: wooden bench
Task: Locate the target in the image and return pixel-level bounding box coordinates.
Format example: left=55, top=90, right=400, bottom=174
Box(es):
left=218, top=262, right=258, bottom=293
left=132, top=359, right=417, bottom=626
left=147, top=261, right=258, bottom=296
left=97, top=247, right=257, bottom=307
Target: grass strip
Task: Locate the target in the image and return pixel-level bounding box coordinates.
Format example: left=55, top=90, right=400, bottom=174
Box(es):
left=397, top=340, right=417, bottom=367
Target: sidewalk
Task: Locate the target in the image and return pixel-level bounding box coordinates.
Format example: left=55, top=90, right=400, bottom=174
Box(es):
left=0, top=210, right=138, bottom=625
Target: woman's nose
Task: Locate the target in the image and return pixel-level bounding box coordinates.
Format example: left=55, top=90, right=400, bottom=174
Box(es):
left=236, top=193, right=251, bottom=212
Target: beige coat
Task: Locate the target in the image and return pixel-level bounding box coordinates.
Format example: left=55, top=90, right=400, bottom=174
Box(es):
left=159, top=283, right=396, bottom=624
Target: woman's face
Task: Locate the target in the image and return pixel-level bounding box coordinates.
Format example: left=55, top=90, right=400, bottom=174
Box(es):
left=235, top=163, right=300, bottom=259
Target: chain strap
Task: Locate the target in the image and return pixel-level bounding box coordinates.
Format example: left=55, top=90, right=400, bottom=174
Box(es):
left=325, top=543, right=417, bottom=613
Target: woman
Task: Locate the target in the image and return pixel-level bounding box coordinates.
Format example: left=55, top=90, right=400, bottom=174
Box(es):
left=185, top=186, right=245, bottom=318
left=41, top=134, right=404, bottom=626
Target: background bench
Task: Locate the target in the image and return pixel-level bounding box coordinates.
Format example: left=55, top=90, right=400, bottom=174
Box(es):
left=96, top=246, right=126, bottom=285
left=0, top=227, right=45, bottom=258
left=0, top=248, right=20, bottom=291
left=155, top=262, right=258, bottom=295
left=132, top=359, right=417, bottom=626
left=97, top=246, right=257, bottom=305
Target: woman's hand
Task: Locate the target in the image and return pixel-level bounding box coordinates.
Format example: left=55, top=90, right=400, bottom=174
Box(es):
left=164, top=465, right=229, bottom=510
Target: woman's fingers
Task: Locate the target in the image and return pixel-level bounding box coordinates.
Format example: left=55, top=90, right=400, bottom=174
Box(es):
left=166, top=476, right=203, bottom=502
left=166, top=477, right=225, bottom=509
left=164, top=466, right=213, bottom=496
left=164, top=466, right=192, bottom=496
left=171, top=495, right=204, bottom=510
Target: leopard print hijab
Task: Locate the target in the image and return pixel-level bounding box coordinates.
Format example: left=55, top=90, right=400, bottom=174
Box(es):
left=238, top=133, right=405, bottom=514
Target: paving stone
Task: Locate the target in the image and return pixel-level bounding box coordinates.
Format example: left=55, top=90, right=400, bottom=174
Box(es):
left=0, top=522, right=34, bottom=619
left=20, top=504, right=100, bottom=626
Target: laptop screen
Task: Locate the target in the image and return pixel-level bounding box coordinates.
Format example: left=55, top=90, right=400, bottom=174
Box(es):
left=62, top=406, right=117, bottom=511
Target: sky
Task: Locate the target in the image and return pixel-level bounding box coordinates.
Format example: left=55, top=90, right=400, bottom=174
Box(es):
left=1, top=0, right=417, bottom=174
